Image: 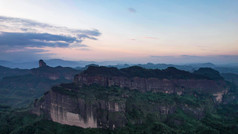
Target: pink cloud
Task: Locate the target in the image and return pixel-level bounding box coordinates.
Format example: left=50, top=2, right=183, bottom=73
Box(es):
left=5, top=49, right=26, bottom=53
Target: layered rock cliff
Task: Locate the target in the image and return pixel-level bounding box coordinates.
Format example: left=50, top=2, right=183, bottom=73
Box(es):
left=75, top=66, right=228, bottom=101
left=33, top=85, right=127, bottom=129
left=33, top=66, right=230, bottom=129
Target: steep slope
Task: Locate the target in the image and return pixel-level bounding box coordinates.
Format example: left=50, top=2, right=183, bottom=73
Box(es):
left=75, top=66, right=228, bottom=102
left=33, top=66, right=231, bottom=129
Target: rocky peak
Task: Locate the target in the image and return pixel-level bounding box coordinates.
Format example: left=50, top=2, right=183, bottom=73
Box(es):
left=39, top=59, right=47, bottom=67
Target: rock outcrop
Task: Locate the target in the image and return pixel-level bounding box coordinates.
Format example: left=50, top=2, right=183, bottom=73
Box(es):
left=32, top=87, right=127, bottom=129
left=39, top=59, right=47, bottom=67
left=75, top=66, right=228, bottom=96
left=75, top=75, right=227, bottom=95
left=32, top=60, right=81, bottom=80
left=33, top=66, right=230, bottom=129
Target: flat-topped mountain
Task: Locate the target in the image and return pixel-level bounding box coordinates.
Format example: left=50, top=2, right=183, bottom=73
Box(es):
left=79, top=66, right=207, bottom=79
left=75, top=66, right=227, bottom=97
left=33, top=66, right=232, bottom=130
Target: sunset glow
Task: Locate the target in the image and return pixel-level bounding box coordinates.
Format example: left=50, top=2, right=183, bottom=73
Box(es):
left=0, top=0, right=237, bottom=64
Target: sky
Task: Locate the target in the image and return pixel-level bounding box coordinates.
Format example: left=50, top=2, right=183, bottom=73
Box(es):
left=0, top=0, right=237, bottom=64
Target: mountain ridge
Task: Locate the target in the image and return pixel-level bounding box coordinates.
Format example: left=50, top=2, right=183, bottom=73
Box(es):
left=32, top=65, right=231, bottom=129
left=0, top=60, right=82, bottom=107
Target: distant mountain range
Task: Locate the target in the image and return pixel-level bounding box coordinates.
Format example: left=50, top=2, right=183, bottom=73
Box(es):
left=1, top=59, right=237, bottom=70
left=0, top=59, right=129, bottom=69
left=110, top=63, right=238, bottom=74
left=0, top=59, right=95, bottom=69
left=0, top=60, right=81, bottom=107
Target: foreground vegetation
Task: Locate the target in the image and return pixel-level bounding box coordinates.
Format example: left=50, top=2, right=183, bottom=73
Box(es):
left=1, top=85, right=238, bottom=134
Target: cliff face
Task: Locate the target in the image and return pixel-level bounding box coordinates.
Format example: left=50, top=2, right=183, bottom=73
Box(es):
left=33, top=89, right=127, bottom=129
left=74, top=76, right=228, bottom=103
left=75, top=75, right=227, bottom=94
left=33, top=66, right=230, bottom=129
left=32, top=85, right=210, bottom=129
left=74, top=66, right=228, bottom=102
